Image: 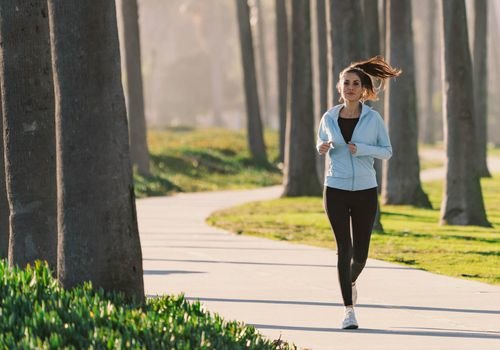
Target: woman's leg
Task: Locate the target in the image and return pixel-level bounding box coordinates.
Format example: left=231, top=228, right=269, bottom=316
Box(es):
left=350, top=187, right=378, bottom=283
left=324, top=187, right=354, bottom=306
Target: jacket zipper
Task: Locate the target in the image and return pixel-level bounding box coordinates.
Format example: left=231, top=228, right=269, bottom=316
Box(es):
left=350, top=152, right=355, bottom=190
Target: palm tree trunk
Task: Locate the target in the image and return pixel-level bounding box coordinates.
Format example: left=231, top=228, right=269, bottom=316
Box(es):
left=316, top=0, right=328, bottom=114
left=382, top=0, right=431, bottom=208
left=440, top=0, right=490, bottom=227
left=0, top=93, right=8, bottom=260
left=362, top=0, right=384, bottom=230
left=255, top=0, right=271, bottom=127
left=235, top=0, right=268, bottom=164
left=120, top=0, right=151, bottom=176
left=329, top=0, right=365, bottom=105
left=421, top=0, right=437, bottom=145
left=315, top=0, right=328, bottom=188
left=0, top=1, right=57, bottom=271
left=275, top=0, right=289, bottom=163
left=473, top=0, right=490, bottom=177
left=283, top=0, right=322, bottom=197
left=48, top=0, right=145, bottom=300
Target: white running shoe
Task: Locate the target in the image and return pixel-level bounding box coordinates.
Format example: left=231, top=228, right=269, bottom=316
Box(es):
left=352, top=283, right=357, bottom=306
left=342, top=307, right=359, bottom=329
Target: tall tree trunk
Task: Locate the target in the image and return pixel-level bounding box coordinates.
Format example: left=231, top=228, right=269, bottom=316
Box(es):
left=120, top=0, right=150, bottom=176
left=0, top=92, right=8, bottom=259
left=275, top=0, right=289, bottom=163
left=0, top=1, right=57, bottom=271
left=440, top=0, right=490, bottom=227
left=473, top=0, right=490, bottom=177
left=283, top=0, right=321, bottom=197
left=329, top=0, right=365, bottom=105
left=362, top=0, right=384, bottom=230
left=48, top=0, right=145, bottom=301
left=382, top=0, right=431, bottom=208
left=421, top=0, right=437, bottom=145
left=235, top=0, right=268, bottom=164
left=255, top=0, right=271, bottom=127
left=489, top=0, right=500, bottom=146
left=316, top=0, right=328, bottom=114
left=315, top=0, right=328, bottom=190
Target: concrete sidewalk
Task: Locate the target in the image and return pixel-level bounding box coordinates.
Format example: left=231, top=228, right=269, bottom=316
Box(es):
left=137, top=186, right=500, bottom=350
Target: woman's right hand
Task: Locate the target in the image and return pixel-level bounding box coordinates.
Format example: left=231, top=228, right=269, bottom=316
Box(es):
left=319, top=141, right=333, bottom=155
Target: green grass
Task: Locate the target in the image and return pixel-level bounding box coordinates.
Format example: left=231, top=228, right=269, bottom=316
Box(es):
left=0, top=260, right=295, bottom=349
left=208, top=177, right=500, bottom=285
left=134, top=127, right=282, bottom=198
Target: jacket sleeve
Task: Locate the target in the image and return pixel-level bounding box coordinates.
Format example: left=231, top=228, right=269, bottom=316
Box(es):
left=316, top=114, right=330, bottom=154
left=353, top=115, right=392, bottom=160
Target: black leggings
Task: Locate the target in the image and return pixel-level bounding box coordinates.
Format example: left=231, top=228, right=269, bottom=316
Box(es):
left=323, top=186, right=378, bottom=306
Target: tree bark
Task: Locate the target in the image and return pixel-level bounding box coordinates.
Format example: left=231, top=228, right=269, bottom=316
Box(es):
left=440, top=0, right=490, bottom=227
left=0, top=92, right=8, bottom=259
left=120, top=0, right=151, bottom=176
left=316, top=0, right=328, bottom=114
left=329, top=0, right=365, bottom=105
left=362, top=0, right=384, bottom=230
left=48, top=0, right=145, bottom=300
left=473, top=0, right=490, bottom=177
left=0, top=1, right=57, bottom=270
left=275, top=0, right=289, bottom=163
left=315, top=0, right=328, bottom=189
left=421, top=0, right=437, bottom=145
left=382, top=0, right=431, bottom=208
left=255, top=0, right=271, bottom=127
left=235, top=0, right=268, bottom=164
left=283, top=0, right=322, bottom=197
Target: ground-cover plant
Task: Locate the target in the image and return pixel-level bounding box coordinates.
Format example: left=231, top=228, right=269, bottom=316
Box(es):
left=208, top=177, right=500, bottom=285
left=133, top=128, right=282, bottom=197
left=0, top=260, right=295, bottom=349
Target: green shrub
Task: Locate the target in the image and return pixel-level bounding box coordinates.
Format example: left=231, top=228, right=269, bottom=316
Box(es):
left=0, top=260, right=294, bottom=349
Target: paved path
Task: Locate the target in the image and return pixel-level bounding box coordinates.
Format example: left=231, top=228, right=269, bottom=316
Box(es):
left=137, top=183, right=500, bottom=349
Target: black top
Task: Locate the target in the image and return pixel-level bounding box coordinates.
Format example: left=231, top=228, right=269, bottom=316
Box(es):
left=338, top=117, right=359, bottom=143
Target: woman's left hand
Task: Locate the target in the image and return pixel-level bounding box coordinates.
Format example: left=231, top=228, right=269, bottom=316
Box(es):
left=348, top=142, right=357, bottom=155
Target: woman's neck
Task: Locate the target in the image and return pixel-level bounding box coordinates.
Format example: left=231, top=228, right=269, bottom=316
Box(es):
left=342, top=101, right=361, bottom=118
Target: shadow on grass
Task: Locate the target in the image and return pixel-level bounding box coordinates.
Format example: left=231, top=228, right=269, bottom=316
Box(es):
left=462, top=250, right=500, bottom=257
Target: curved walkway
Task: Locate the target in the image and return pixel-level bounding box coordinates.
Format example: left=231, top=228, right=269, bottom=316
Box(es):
left=137, top=182, right=500, bottom=350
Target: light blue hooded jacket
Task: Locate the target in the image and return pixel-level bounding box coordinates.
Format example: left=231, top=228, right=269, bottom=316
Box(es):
left=316, top=103, right=392, bottom=191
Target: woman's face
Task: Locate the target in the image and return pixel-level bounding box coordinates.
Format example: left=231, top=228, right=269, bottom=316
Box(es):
left=339, top=72, right=363, bottom=102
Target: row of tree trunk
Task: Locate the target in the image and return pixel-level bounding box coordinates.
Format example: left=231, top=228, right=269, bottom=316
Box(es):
left=240, top=0, right=490, bottom=226
left=0, top=1, right=145, bottom=301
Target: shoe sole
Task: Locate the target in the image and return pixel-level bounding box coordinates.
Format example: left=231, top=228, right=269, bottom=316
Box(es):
left=342, top=324, right=359, bottom=330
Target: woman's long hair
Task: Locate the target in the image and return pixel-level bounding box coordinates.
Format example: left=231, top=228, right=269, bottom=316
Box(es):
left=338, top=56, right=402, bottom=101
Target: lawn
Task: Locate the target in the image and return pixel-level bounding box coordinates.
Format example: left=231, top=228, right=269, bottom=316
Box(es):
left=133, top=127, right=282, bottom=197
left=208, top=177, right=500, bottom=285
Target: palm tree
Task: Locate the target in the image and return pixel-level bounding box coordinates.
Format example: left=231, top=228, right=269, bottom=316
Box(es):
left=329, top=0, right=365, bottom=105
left=48, top=0, right=145, bottom=300
left=0, top=93, right=8, bottom=260
left=283, top=0, right=321, bottom=197
left=0, top=1, right=57, bottom=270
left=316, top=0, right=328, bottom=114
left=119, top=0, right=151, bottom=176
left=255, top=0, right=271, bottom=127
left=440, top=0, right=490, bottom=226
left=362, top=0, right=385, bottom=230
left=473, top=0, right=490, bottom=177
left=275, top=0, right=288, bottom=163
left=382, top=0, right=431, bottom=208
left=421, top=0, right=438, bottom=145
left=235, top=0, right=268, bottom=164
